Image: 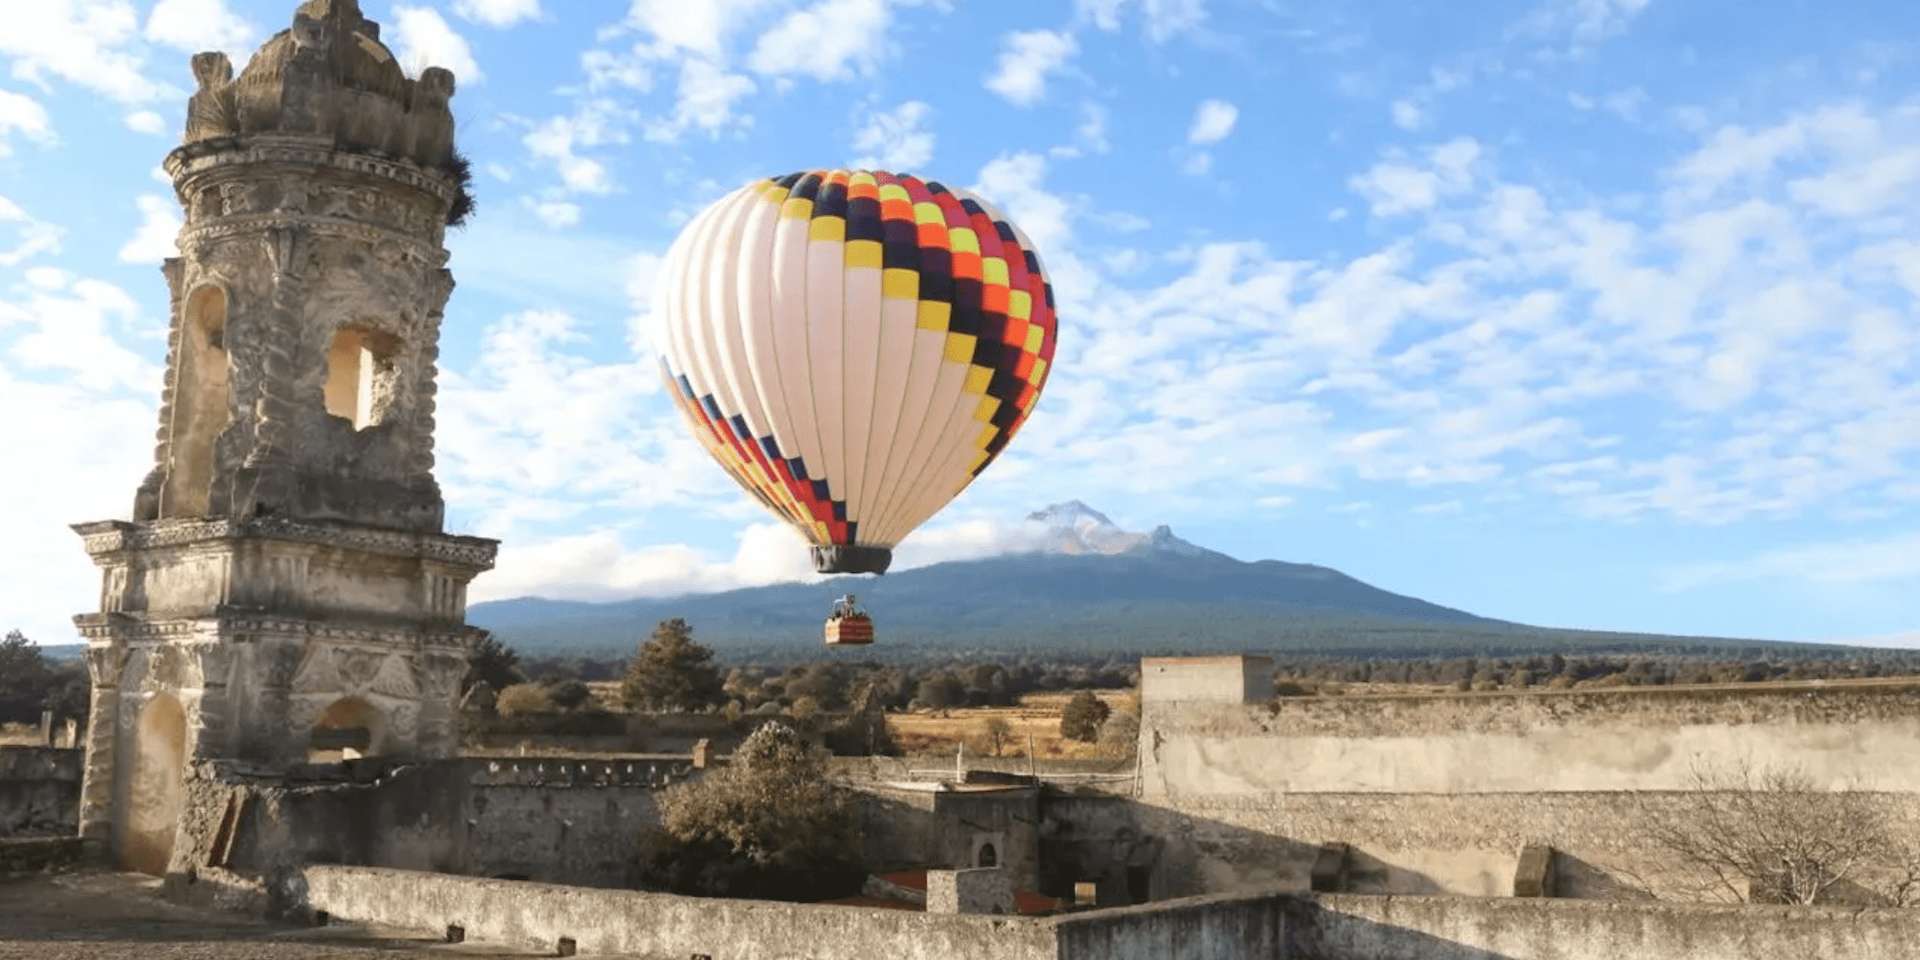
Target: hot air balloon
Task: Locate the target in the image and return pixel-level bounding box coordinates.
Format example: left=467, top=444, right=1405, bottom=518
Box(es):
left=655, top=170, right=1059, bottom=644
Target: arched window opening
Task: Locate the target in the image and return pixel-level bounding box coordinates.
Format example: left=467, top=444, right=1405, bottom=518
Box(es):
left=323, top=326, right=401, bottom=431
left=161, top=287, right=231, bottom=517
left=125, top=693, right=187, bottom=875
left=307, top=696, right=386, bottom=763
left=976, top=842, right=998, bottom=869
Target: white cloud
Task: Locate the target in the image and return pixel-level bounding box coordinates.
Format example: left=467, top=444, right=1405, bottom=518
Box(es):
left=624, top=250, right=666, bottom=356
left=0, top=366, right=156, bottom=643
left=0, top=196, right=62, bottom=267
left=145, top=0, right=255, bottom=54
left=472, top=523, right=819, bottom=603
left=582, top=47, right=653, bottom=92
left=984, top=29, right=1077, bottom=107
left=117, top=194, right=181, bottom=264
left=1187, top=98, right=1238, bottom=144
left=435, top=309, right=740, bottom=542
left=1143, top=0, right=1206, bottom=42
left=526, top=198, right=582, bottom=229
left=747, top=0, right=892, bottom=81
left=0, top=272, right=158, bottom=392
left=852, top=100, right=934, bottom=171
left=1566, top=86, right=1647, bottom=121
left=392, top=5, right=483, bottom=83
left=0, top=2, right=162, bottom=103
left=1077, top=0, right=1127, bottom=30
left=0, top=89, right=54, bottom=155
left=1349, top=137, right=1481, bottom=216
left=453, top=0, right=542, bottom=28
left=1181, top=152, right=1213, bottom=177
left=1558, top=0, right=1652, bottom=44
left=972, top=152, right=1073, bottom=255
left=620, top=0, right=770, bottom=59
left=1070, top=0, right=1204, bottom=41
left=1517, top=0, right=1653, bottom=52
left=523, top=100, right=628, bottom=193
left=1660, top=532, right=1920, bottom=592
left=648, top=58, right=756, bottom=141
left=1390, top=98, right=1426, bottom=131
left=123, top=110, right=165, bottom=135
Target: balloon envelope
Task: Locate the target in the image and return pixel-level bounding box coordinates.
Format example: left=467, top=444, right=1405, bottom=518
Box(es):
left=656, top=170, right=1059, bottom=574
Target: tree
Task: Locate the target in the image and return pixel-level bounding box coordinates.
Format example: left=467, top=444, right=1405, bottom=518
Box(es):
left=0, top=630, right=54, bottom=723
left=914, top=673, right=964, bottom=711
left=545, top=679, right=593, bottom=711
left=1059, top=691, right=1111, bottom=743
left=980, top=717, right=1014, bottom=757
left=465, top=634, right=524, bottom=695
left=495, top=683, right=554, bottom=718
left=621, top=619, right=724, bottom=713
left=1642, top=760, right=1893, bottom=905
left=637, top=723, right=862, bottom=900
left=822, top=682, right=897, bottom=757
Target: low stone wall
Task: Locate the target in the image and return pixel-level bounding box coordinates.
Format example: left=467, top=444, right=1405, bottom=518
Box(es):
left=1143, top=682, right=1920, bottom=795
left=289, top=867, right=1920, bottom=960
left=1046, top=790, right=1920, bottom=900
left=1053, top=889, right=1286, bottom=959
left=1127, top=678, right=1920, bottom=901
left=0, top=836, right=86, bottom=875
left=296, top=865, right=1059, bottom=960
left=181, top=755, right=696, bottom=888
left=0, top=746, right=83, bottom=836
left=1290, top=894, right=1920, bottom=960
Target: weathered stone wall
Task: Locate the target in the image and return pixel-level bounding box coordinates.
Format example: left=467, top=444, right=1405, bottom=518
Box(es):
left=853, top=782, right=1042, bottom=891
left=1053, top=889, right=1288, bottom=959
left=1289, top=894, right=1920, bottom=960
left=179, top=757, right=692, bottom=888
left=1048, top=790, right=1920, bottom=900
left=1124, top=679, right=1920, bottom=899
left=0, top=747, right=82, bottom=836
left=0, top=836, right=86, bottom=875
left=1142, top=656, right=1275, bottom=704
left=1143, top=682, right=1920, bottom=796
left=290, top=867, right=1920, bottom=960
left=295, top=865, right=1060, bottom=960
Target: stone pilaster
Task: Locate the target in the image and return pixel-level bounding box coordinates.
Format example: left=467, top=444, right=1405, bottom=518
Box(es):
left=77, top=641, right=127, bottom=841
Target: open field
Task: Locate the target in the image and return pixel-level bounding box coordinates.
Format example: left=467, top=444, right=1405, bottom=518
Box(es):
left=886, top=689, right=1135, bottom=759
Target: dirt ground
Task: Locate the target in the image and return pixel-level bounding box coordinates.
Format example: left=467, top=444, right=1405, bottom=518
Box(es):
left=0, top=871, right=534, bottom=959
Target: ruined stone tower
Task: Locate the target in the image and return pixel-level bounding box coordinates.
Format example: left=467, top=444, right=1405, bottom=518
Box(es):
left=70, top=0, right=496, bottom=873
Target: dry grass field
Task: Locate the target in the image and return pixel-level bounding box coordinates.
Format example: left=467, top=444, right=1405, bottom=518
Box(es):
left=886, top=689, right=1136, bottom=759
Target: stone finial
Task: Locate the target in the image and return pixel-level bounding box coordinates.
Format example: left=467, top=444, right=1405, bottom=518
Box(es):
left=177, top=0, right=459, bottom=170
left=191, top=52, right=233, bottom=90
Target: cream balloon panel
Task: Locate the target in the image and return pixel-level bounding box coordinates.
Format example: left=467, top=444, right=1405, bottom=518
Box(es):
left=656, top=170, right=1059, bottom=558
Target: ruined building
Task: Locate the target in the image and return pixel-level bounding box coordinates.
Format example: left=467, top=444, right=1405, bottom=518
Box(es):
left=68, top=0, right=496, bottom=874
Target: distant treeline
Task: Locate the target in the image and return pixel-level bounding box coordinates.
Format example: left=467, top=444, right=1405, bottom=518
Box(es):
left=1271, top=651, right=1920, bottom=694
left=512, top=651, right=1139, bottom=713
left=512, top=645, right=1920, bottom=707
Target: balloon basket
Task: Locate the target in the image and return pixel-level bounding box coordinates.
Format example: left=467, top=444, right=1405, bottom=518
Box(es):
left=824, top=614, right=875, bottom=647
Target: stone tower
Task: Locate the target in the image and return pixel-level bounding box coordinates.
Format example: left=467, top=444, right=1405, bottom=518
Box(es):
left=69, top=0, right=496, bottom=873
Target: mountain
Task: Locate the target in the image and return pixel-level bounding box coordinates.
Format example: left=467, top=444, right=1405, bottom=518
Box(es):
left=468, top=502, right=1796, bottom=660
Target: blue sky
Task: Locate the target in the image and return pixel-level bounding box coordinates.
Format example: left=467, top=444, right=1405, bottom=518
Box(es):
left=2, top=0, right=1917, bottom=648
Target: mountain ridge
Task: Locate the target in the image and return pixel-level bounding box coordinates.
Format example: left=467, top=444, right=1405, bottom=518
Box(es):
left=467, top=502, right=1817, bottom=660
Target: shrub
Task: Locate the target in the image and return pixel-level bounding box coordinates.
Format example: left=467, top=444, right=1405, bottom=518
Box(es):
left=636, top=723, right=862, bottom=900
left=1059, top=691, right=1111, bottom=743
left=495, top=683, right=554, bottom=718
